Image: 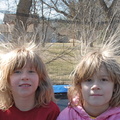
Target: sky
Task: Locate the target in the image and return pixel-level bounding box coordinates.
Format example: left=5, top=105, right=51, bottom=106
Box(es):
left=0, top=0, right=18, bottom=23
left=104, top=0, right=114, bottom=8
left=0, top=13, right=4, bottom=22
left=0, top=0, right=60, bottom=24
left=0, top=0, right=114, bottom=24
left=0, top=0, right=7, bottom=23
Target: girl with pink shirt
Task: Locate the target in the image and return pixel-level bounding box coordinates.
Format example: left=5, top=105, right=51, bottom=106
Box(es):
left=57, top=40, right=120, bottom=120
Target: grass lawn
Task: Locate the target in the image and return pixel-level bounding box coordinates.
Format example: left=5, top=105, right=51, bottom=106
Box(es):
left=42, top=43, right=81, bottom=85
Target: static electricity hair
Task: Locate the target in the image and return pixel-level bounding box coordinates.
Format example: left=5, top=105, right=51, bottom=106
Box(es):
left=68, top=31, right=120, bottom=107
left=0, top=37, right=55, bottom=110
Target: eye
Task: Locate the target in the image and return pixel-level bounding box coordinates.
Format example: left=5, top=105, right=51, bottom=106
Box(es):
left=85, top=79, right=92, bottom=82
left=14, top=70, right=21, bottom=73
left=101, top=78, right=108, bottom=81
left=28, top=69, right=36, bottom=73
left=29, top=70, right=35, bottom=73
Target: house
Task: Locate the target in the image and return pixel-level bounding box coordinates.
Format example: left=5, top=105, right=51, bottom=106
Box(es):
left=1, top=14, right=69, bottom=43
left=3, top=14, right=16, bottom=24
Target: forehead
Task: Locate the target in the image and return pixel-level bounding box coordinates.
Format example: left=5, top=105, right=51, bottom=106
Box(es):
left=13, top=57, right=36, bottom=70
left=95, top=65, right=109, bottom=77
left=23, top=62, right=35, bottom=68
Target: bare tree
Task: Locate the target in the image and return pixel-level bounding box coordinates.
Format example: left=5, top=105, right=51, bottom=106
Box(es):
left=39, top=0, right=119, bottom=46
left=13, top=0, right=119, bottom=45
left=99, top=0, right=118, bottom=39
left=99, top=0, right=117, bottom=19
left=15, top=0, right=32, bottom=30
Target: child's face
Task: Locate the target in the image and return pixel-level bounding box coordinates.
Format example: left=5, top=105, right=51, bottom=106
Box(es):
left=9, top=62, right=39, bottom=98
left=81, top=66, right=114, bottom=111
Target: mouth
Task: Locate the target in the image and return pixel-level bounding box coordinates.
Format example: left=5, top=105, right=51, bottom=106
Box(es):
left=90, top=94, right=102, bottom=96
left=19, top=84, right=31, bottom=87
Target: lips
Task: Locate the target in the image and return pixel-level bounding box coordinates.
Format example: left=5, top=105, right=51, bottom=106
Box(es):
left=19, top=84, right=31, bottom=87
left=91, top=94, right=102, bottom=96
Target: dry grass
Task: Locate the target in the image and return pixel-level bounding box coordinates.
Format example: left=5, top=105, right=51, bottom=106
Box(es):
left=41, top=43, right=81, bottom=85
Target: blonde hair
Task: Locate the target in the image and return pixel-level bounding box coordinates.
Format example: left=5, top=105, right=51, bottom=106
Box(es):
left=68, top=36, right=120, bottom=107
left=0, top=39, right=55, bottom=110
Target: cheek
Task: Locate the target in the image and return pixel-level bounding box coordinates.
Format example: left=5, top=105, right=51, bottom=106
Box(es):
left=9, top=80, right=16, bottom=88
left=34, top=75, right=39, bottom=86
left=9, top=76, right=18, bottom=87
left=105, top=89, right=113, bottom=102
left=81, top=83, right=89, bottom=92
left=106, top=83, right=114, bottom=92
left=105, top=85, right=114, bottom=96
left=9, top=76, right=15, bottom=86
left=81, top=85, right=89, bottom=98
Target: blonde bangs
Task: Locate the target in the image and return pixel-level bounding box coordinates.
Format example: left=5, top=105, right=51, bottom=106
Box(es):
left=7, top=48, right=40, bottom=74
left=74, top=51, right=102, bottom=84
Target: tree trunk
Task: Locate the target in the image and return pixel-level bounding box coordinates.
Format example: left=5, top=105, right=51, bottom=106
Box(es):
left=99, top=0, right=117, bottom=19
left=15, top=0, right=32, bottom=30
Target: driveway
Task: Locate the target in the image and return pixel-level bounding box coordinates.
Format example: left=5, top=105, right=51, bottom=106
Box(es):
left=56, top=98, right=68, bottom=111
left=53, top=85, right=69, bottom=111
left=55, top=93, right=68, bottom=111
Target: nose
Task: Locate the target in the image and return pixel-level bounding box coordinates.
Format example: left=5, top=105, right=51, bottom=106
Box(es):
left=21, top=72, right=29, bottom=80
left=91, top=81, right=100, bottom=90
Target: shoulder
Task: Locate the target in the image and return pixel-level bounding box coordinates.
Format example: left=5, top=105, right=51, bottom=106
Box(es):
left=36, top=101, right=60, bottom=120
left=107, top=111, right=120, bottom=120
left=57, top=107, right=71, bottom=120
left=57, top=106, right=85, bottom=120
left=99, top=107, right=120, bottom=119
left=0, top=109, right=4, bottom=114
left=0, top=106, right=15, bottom=114
left=0, top=106, right=16, bottom=119
left=48, top=101, right=60, bottom=112
left=109, top=107, right=120, bottom=119
left=48, top=102, right=60, bottom=118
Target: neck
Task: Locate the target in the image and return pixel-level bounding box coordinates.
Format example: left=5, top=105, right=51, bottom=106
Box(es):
left=13, top=95, right=36, bottom=111
left=83, top=104, right=109, bottom=117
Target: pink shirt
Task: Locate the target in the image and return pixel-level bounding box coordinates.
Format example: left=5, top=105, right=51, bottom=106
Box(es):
left=57, top=105, right=120, bottom=120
